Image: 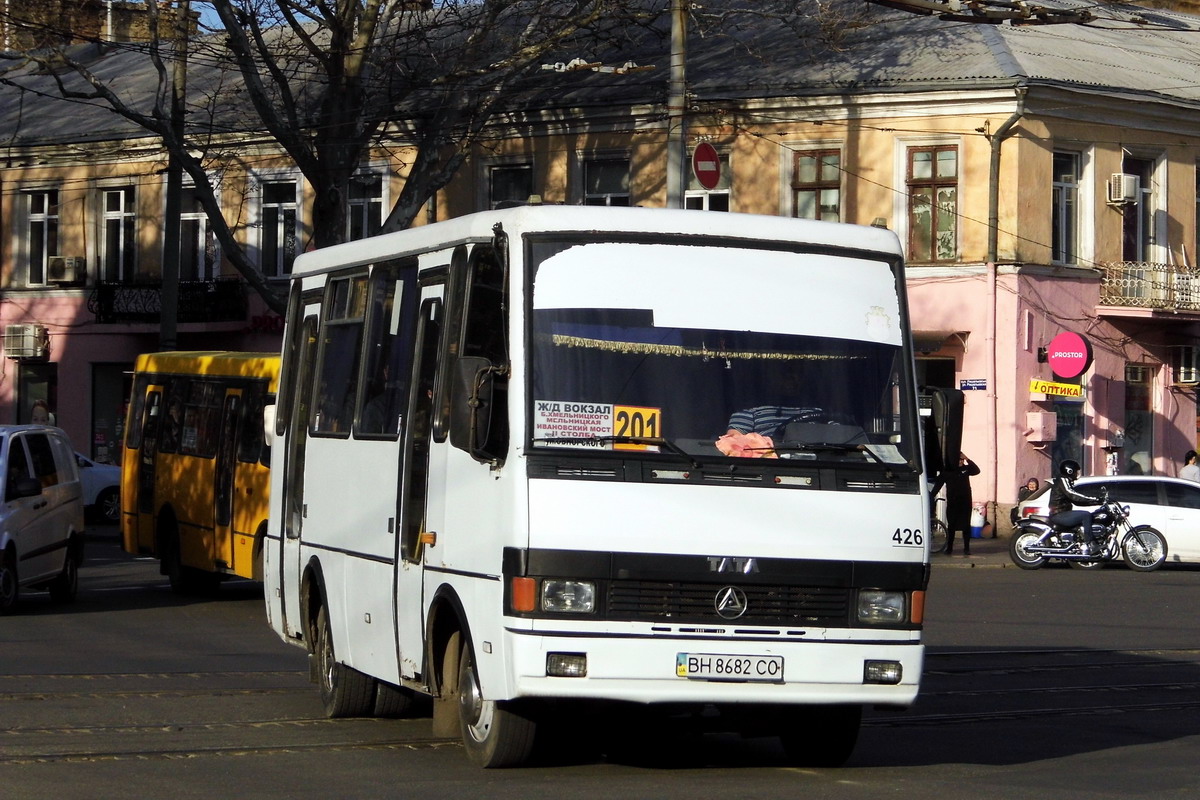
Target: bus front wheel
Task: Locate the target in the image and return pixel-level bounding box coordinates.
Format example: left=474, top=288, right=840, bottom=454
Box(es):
left=447, top=630, right=536, bottom=768
left=778, top=704, right=861, bottom=767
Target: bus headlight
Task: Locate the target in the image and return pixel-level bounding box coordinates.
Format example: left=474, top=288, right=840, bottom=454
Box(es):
left=541, top=580, right=596, bottom=613
left=857, top=589, right=906, bottom=625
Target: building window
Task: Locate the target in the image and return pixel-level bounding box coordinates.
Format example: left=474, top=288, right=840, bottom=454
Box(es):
left=26, top=189, right=59, bottom=286
left=792, top=149, right=840, bottom=222
left=347, top=173, right=383, bottom=241
left=102, top=186, right=136, bottom=282
left=180, top=186, right=219, bottom=281
left=1051, top=152, right=1080, bottom=265
left=261, top=180, right=299, bottom=278
left=907, top=145, right=958, bottom=262
left=1122, top=156, right=1156, bottom=262
left=684, top=153, right=729, bottom=211
left=489, top=164, right=533, bottom=209
left=583, top=159, right=630, bottom=206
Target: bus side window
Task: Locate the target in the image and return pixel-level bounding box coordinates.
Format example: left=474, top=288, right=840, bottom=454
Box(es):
left=159, top=378, right=187, bottom=455
left=313, top=273, right=368, bottom=436
left=356, top=258, right=419, bottom=438
left=238, top=384, right=268, bottom=465
left=275, top=282, right=303, bottom=437
left=125, top=376, right=150, bottom=450
left=451, top=244, right=509, bottom=460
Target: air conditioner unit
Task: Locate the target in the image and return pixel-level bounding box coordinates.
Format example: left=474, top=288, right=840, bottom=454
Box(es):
left=3, top=324, right=47, bottom=360
left=1108, top=173, right=1140, bottom=205
left=47, top=256, right=84, bottom=284
left=1170, top=345, right=1200, bottom=385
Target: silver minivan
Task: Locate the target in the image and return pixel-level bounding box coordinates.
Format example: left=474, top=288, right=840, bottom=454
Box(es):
left=0, top=425, right=86, bottom=613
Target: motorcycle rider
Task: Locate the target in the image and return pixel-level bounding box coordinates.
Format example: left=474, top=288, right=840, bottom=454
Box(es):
left=1047, top=459, right=1103, bottom=556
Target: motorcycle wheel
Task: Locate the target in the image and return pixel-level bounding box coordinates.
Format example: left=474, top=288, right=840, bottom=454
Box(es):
left=1009, top=530, right=1046, bottom=570
left=1122, top=526, right=1167, bottom=572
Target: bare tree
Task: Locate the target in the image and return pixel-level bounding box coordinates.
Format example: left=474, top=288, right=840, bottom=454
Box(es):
left=0, top=0, right=662, bottom=313
left=0, top=0, right=874, bottom=314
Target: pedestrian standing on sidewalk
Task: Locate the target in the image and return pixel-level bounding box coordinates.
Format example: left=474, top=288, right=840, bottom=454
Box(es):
left=1181, top=450, right=1200, bottom=482
left=944, top=452, right=980, bottom=556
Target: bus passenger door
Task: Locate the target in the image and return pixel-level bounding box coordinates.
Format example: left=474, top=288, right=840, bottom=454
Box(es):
left=133, top=387, right=164, bottom=554
left=213, top=389, right=242, bottom=574
left=395, top=290, right=442, bottom=682
left=280, top=314, right=318, bottom=637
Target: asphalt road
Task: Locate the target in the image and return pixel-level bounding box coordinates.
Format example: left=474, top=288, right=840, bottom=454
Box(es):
left=2, top=529, right=1198, bottom=799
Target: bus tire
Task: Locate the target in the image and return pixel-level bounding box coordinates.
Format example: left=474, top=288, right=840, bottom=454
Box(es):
left=315, top=604, right=375, bottom=718
left=451, top=630, right=536, bottom=768
left=778, top=704, right=861, bottom=767
left=373, top=682, right=419, bottom=718
left=48, top=536, right=80, bottom=603
left=160, top=517, right=219, bottom=595
left=0, top=547, right=19, bottom=614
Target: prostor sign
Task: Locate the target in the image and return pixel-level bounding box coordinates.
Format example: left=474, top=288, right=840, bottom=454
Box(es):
left=1046, top=331, right=1093, bottom=380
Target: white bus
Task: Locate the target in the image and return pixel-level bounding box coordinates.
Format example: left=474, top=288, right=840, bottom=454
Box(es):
left=263, top=206, right=929, bottom=767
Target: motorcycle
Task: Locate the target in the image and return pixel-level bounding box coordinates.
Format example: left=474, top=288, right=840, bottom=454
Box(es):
left=1010, top=491, right=1167, bottom=571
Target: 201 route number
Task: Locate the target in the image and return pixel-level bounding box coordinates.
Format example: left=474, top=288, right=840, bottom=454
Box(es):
left=613, top=405, right=661, bottom=450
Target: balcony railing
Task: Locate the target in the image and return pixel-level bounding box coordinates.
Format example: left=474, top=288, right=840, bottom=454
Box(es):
left=1098, top=261, right=1200, bottom=313
left=87, top=278, right=249, bottom=324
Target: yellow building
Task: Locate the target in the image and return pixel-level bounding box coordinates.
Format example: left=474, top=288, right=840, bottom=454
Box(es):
left=3, top=1, right=1200, bottom=521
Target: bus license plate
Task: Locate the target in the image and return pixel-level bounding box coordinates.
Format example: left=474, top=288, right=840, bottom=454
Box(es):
left=676, top=653, right=784, bottom=682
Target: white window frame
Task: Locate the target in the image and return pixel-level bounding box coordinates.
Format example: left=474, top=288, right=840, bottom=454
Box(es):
left=250, top=170, right=305, bottom=280
left=178, top=181, right=221, bottom=281
left=20, top=187, right=59, bottom=286
left=346, top=167, right=387, bottom=242
left=1121, top=152, right=1167, bottom=264
left=98, top=182, right=137, bottom=283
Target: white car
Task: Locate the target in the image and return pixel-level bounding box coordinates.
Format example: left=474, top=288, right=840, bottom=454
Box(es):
left=75, top=452, right=121, bottom=524
left=0, top=425, right=86, bottom=613
left=1017, top=475, right=1200, bottom=565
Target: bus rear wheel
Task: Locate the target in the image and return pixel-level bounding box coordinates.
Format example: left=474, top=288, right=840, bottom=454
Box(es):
left=314, top=604, right=375, bottom=718
left=160, top=519, right=219, bottom=595
left=447, top=630, right=536, bottom=768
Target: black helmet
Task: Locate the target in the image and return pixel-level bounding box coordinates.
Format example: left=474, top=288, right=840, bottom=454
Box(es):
left=1059, top=460, right=1081, bottom=479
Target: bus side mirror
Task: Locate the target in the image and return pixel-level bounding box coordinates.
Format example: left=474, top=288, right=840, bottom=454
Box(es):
left=263, top=402, right=276, bottom=450
left=449, top=356, right=495, bottom=459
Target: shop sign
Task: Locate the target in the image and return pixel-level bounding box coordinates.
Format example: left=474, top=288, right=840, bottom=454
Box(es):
left=1029, top=378, right=1084, bottom=400
left=1046, top=331, right=1093, bottom=380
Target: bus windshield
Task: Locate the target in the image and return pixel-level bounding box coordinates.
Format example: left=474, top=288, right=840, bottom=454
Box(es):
left=528, top=239, right=915, bottom=466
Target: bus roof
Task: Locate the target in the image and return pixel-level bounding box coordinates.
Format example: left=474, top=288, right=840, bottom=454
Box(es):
left=134, top=351, right=280, bottom=382
left=290, top=206, right=905, bottom=277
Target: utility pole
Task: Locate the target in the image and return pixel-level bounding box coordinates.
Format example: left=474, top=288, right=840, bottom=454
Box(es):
left=665, top=0, right=687, bottom=209
left=160, top=0, right=189, bottom=351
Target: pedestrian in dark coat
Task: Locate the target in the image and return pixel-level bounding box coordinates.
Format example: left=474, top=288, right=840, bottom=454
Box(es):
left=944, top=452, right=980, bottom=555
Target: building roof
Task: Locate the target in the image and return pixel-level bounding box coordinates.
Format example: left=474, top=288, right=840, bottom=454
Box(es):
left=3, top=0, right=1200, bottom=150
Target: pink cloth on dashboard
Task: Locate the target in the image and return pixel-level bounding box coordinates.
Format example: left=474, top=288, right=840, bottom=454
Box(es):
left=715, top=431, right=777, bottom=458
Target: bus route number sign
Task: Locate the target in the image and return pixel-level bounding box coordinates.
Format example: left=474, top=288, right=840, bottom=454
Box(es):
left=613, top=405, right=661, bottom=450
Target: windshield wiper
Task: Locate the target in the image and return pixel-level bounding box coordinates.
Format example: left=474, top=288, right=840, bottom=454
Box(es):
left=532, top=435, right=701, bottom=469
left=772, top=441, right=889, bottom=467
